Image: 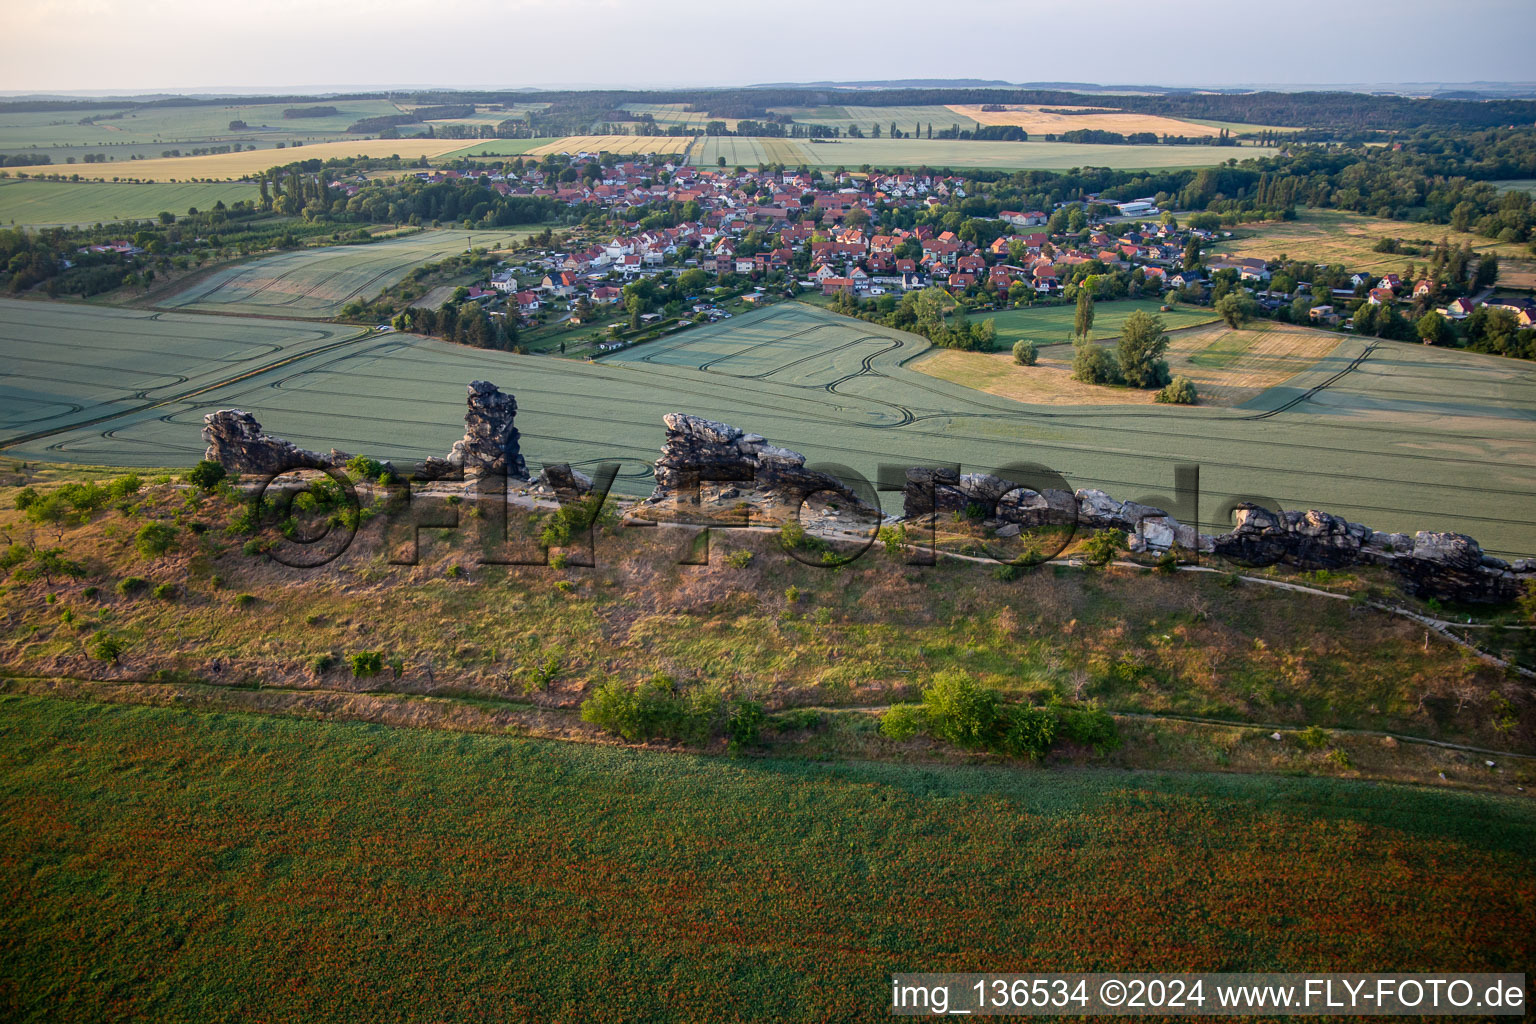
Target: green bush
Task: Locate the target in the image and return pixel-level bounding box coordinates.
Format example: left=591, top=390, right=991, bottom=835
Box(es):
left=134, top=521, right=178, bottom=558
left=580, top=674, right=763, bottom=748
left=311, top=653, right=337, bottom=675
left=117, top=576, right=148, bottom=595
left=878, top=703, right=927, bottom=741
left=877, top=672, right=1117, bottom=761
left=350, top=651, right=384, bottom=678
left=151, top=582, right=177, bottom=601
left=723, top=549, right=754, bottom=569
left=1012, top=339, right=1039, bottom=366
left=1155, top=376, right=1198, bottom=405
left=1070, top=337, right=1120, bottom=385
left=1051, top=700, right=1121, bottom=754
left=540, top=493, right=619, bottom=548
left=187, top=460, right=226, bottom=491
left=1079, top=529, right=1126, bottom=566
left=1298, top=724, right=1330, bottom=750
left=233, top=593, right=258, bottom=608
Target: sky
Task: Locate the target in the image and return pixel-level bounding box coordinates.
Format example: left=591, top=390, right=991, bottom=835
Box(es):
left=4, top=0, right=1536, bottom=94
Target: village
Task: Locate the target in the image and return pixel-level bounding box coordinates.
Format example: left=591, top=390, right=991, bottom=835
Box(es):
left=329, top=154, right=1533, bottom=356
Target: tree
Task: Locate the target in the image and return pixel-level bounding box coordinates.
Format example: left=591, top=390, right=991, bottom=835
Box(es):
left=1072, top=288, right=1095, bottom=340
left=1416, top=311, right=1451, bottom=346
left=1353, top=302, right=1378, bottom=336
left=1070, top=336, right=1120, bottom=385
left=1012, top=339, right=1038, bottom=366
left=1116, top=311, right=1171, bottom=389
left=1475, top=253, right=1499, bottom=289
left=1291, top=295, right=1314, bottom=323
left=1214, top=291, right=1256, bottom=329
left=1182, top=237, right=1201, bottom=270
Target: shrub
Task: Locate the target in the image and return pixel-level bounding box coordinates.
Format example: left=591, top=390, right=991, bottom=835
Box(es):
left=108, top=474, right=142, bottom=500
left=311, top=653, right=337, bottom=675
left=1012, top=339, right=1038, bottom=366
left=993, top=563, right=1023, bottom=582
left=233, top=593, right=258, bottom=608
left=187, top=460, right=226, bottom=490
left=1155, top=376, right=1198, bottom=404
left=922, top=670, right=1002, bottom=749
left=117, top=576, right=148, bottom=595
left=878, top=703, right=928, bottom=741
left=1079, top=529, right=1126, bottom=566
left=1070, top=337, right=1120, bottom=385
left=878, top=524, right=908, bottom=557
left=350, top=651, right=384, bottom=678
left=14, top=487, right=39, bottom=511
left=344, top=454, right=387, bottom=482
left=784, top=585, right=800, bottom=604
left=723, top=549, right=754, bottom=568
left=995, top=704, right=1058, bottom=760
left=1298, top=724, right=1330, bottom=749
left=151, top=582, right=177, bottom=601
left=134, top=521, right=178, bottom=558
left=1051, top=700, right=1121, bottom=754
left=580, top=674, right=761, bottom=748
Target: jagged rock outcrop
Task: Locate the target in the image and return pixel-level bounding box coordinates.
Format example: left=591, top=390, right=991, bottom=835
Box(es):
left=533, top=463, right=595, bottom=502
left=415, top=380, right=527, bottom=480
left=636, top=413, right=877, bottom=524
left=202, top=410, right=333, bottom=475
left=901, top=470, right=1206, bottom=552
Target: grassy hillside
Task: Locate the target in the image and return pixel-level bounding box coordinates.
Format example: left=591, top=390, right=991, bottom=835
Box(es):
left=0, top=694, right=1530, bottom=1023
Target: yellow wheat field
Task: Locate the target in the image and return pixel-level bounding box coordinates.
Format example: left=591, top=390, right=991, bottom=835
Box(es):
left=947, top=104, right=1223, bottom=138
left=62, top=139, right=474, bottom=182
left=526, top=135, right=693, bottom=157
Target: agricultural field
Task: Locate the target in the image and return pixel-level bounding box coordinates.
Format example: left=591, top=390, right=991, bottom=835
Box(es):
left=525, top=135, right=693, bottom=158
left=443, top=138, right=559, bottom=161
left=154, top=228, right=543, bottom=319
left=58, top=139, right=472, bottom=182
left=621, top=102, right=739, bottom=130
left=793, top=137, right=1281, bottom=171
left=689, top=136, right=813, bottom=168
left=1492, top=178, right=1536, bottom=196
left=0, top=696, right=1530, bottom=1024
left=4, top=301, right=1534, bottom=555
left=0, top=297, right=365, bottom=445
left=916, top=320, right=1343, bottom=408
left=789, top=104, right=983, bottom=134
left=948, top=103, right=1224, bottom=138
left=0, top=99, right=404, bottom=152
left=1209, top=209, right=1531, bottom=274
left=0, top=178, right=259, bottom=227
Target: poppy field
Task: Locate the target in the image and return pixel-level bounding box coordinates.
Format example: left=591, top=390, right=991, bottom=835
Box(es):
left=0, top=695, right=1530, bottom=1023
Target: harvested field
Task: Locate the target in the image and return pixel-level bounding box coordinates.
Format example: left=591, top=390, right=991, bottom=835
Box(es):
left=525, top=135, right=693, bottom=157
left=949, top=104, right=1223, bottom=137
left=4, top=300, right=1534, bottom=554
left=915, top=320, right=1344, bottom=408
left=156, top=227, right=548, bottom=319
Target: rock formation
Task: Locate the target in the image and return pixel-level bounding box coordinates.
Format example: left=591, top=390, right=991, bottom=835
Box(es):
left=636, top=413, right=878, bottom=524
left=904, top=467, right=1532, bottom=603
left=416, top=380, right=528, bottom=480
left=202, top=410, right=334, bottom=475
left=533, top=463, right=595, bottom=502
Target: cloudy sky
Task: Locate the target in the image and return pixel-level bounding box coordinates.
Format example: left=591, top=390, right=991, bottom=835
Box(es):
left=4, top=0, right=1535, bottom=93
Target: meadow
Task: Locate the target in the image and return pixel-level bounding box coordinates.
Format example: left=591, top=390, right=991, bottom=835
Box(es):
left=0, top=179, right=260, bottom=227
left=443, top=138, right=558, bottom=160
left=980, top=299, right=1218, bottom=346
left=155, top=227, right=545, bottom=319
left=1210, top=209, right=1531, bottom=273
left=58, top=139, right=473, bottom=182
left=0, top=695, right=1530, bottom=1023
left=3, top=301, right=1534, bottom=554
left=916, top=319, right=1343, bottom=408
left=525, top=135, right=693, bottom=158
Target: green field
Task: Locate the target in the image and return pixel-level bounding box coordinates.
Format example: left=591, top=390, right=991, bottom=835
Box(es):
left=0, top=178, right=260, bottom=227
left=443, top=138, right=558, bottom=160
left=4, top=300, right=1535, bottom=555
left=688, top=136, right=813, bottom=168
left=0, top=695, right=1529, bottom=1023
left=0, top=298, right=365, bottom=445
left=155, top=228, right=540, bottom=319
left=981, top=300, right=1219, bottom=347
